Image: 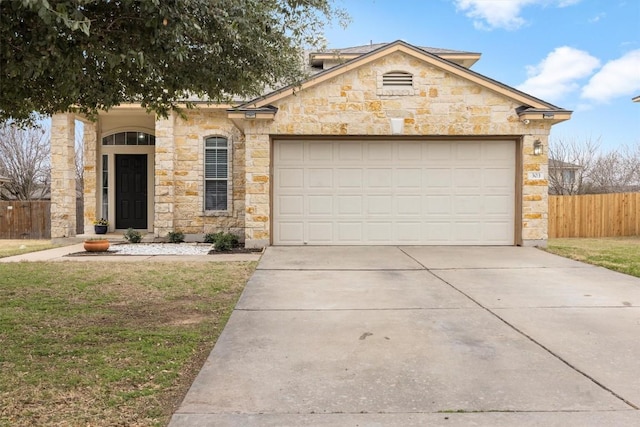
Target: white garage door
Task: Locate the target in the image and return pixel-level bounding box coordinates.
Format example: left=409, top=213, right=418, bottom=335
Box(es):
left=273, top=139, right=515, bottom=245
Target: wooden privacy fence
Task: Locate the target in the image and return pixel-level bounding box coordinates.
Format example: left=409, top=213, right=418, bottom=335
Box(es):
left=0, top=200, right=84, bottom=239
left=0, top=201, right=51, bottom=239
left=549, top=192, right=640, bottom=238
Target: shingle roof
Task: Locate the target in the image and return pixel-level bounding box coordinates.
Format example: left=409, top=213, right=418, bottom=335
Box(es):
left=330, top=43, right=476, bottom=55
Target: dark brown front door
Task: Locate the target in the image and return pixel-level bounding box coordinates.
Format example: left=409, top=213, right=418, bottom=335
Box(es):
left=115, top=154, right=147, bottom=229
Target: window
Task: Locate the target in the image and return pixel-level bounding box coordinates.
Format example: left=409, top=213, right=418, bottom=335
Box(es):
left=562, top=170, right=576, bottom=185
left=204, top=136, right=229, bottom=211
left=102, top=132, right=155, bottom=146
left=102, top=154, right=108, bottom=219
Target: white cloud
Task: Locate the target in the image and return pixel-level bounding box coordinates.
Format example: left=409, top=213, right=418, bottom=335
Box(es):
left=453, top=0, right=581, bottom=30
left=517, top=46, right=600, bottom=102
left=588, top=12, right=606, bottom=23
left=581, top=50, right=640, bottom=102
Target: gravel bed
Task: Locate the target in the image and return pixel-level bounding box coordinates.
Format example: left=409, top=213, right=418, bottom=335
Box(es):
left=111, top=243, right=212, bottom=255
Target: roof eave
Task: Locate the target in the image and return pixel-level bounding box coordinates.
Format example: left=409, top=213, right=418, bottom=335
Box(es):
left=241, top=40, right=565, bottom=112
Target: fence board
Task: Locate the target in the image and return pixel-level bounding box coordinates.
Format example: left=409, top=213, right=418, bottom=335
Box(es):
left=549, top=193, right=640, bottom=238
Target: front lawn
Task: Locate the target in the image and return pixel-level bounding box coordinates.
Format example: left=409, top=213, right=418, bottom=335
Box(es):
left=546, top=237, right=640, bottom=278
left=0, top=239, right=63, bottom=258
left=0, top=261, right=256, bottom=426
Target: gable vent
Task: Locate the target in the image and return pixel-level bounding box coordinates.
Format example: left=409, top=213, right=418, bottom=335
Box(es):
left=383, top=71, right=413, bottom=87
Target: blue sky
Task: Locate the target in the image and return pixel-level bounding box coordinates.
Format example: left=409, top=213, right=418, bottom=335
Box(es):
left=323, top=0, right=640, bottom=152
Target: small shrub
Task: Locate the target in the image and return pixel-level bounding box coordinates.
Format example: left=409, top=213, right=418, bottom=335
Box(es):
left=209, top=232, right=239, bottom=251
left=123, top=228, right=142, bottom=243
left=167, top=230, right=185, bottom=243
left=203, top=233, right=216, bottom=244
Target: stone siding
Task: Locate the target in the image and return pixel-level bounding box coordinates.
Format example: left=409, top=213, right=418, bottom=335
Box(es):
left=241, top=50, right=553, bottom=246
left=50, top=114, right=77, bottom=238
left=154, top=110, right=246, bottom=237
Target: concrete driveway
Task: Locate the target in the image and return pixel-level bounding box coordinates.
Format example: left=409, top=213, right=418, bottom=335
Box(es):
left=169, top=246, right=640, bottom=426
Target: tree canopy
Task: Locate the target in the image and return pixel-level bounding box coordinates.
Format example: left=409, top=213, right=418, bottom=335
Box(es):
left=0, top=0, right=347, bottom=124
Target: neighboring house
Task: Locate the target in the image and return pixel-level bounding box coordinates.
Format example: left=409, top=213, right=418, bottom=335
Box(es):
left=633, top=95, right=640, bottom=102
left=50, top=40, right=571, bottom=246
left=548, top=159, right=582, bottom=195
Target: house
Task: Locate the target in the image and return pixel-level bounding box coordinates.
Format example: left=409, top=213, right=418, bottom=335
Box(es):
left=548, top=159, right=582, bottom=195
left=49, top=40, right=571, bottom=246
left=633, top=95, right=640, bottom=102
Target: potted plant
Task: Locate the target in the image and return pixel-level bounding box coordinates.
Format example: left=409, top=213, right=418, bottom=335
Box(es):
left=84, top=237, right=110, bottom=252
left=93, top=218, right=109, bottom=234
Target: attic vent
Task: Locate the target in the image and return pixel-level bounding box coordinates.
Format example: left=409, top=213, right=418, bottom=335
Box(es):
left=383, top=72, right=413, bottom=87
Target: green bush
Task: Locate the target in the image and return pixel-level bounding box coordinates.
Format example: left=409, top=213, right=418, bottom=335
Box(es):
left=207, top=232, right=239, bottom=251
left=167, top=230, right=185, bottom=243
left=123, top=228, right=142, bottom=243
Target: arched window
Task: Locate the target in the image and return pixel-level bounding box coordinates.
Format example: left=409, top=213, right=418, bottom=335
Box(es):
left=102, top=131, right=155, bottom=145
left=204, top=136, right=229, bottom=211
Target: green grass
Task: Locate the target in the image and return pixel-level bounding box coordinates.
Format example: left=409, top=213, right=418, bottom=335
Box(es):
left=546, top=237, right=640, bottom=278
left=0, top=261, right=256, bottom=426
left=0, top=239, right=63, bottom=258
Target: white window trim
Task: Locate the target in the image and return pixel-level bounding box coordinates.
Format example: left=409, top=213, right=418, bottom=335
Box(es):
left=203, top=135, right=232, bottom=215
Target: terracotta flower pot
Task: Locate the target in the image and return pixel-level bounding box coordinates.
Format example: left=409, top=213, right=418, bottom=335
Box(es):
left=84, top=240, right=110, bottom=252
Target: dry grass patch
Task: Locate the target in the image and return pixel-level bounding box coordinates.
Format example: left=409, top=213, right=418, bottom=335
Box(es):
left=546, top=236, right=640, bottom=278
left=0, top=239, right=63, bottom=258
left=0, top=260, right=256, bottom=426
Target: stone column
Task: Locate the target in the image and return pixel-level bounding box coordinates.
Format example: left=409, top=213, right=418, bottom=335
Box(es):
left=81, top=119, right=98, bottom=234
left=154, top=113, right=175, bottom=236
left=50, top=113, right=77, bottom=238
left=244, top=121, right=271, bottom=248
left=522, top=132, right=550, bottom=247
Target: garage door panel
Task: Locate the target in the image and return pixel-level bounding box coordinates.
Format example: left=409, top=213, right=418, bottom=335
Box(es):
left=338, top=143, right=363, bottom=161
left=308, top=168, right=333, bottom=188
left=366, top=169, right=393, bottom=188
left=337, top=196, right=362, bottom=214
left=277, top=222, right=304, bottom=244
left=337, top=222, right=362, bottom=242
left=485, top=195, right=511, bottom=214
left=398, top=142, right=422, bottom=160
left=278, top=169, right=304, bottom=188
left=308, top=142, right=332, bottom=160
left=425, top=195, right=452, bottom=214
left=424, top=222, right=453, bottom=243
left=273, top=139, right=515, bottom=245
left=278, top=142, right=303, bottom=161
left=426, top=143, right=451, bottom=160
left=457, top=143, right=482, bottom=160
left=367, top=222, right=393, bottom=241
left=308, top=222, right=333, bottom=243
left=484, top=168, right=513, bottom=187
left=368, top=196, right=394, bottom=215
left=397, top=196, right=422, bottom=215
left=278, top=195, right=304, bottom=215
left=483, top=222, right=513, bottom=242
left=454, top=195, right=483, bottom=215
left=308, top=196, right=332, bottom=215
left=424, top=169, right=452, bottom=188
left=454, top=168, right=483, bottom=187
left=369, top=143, right=392, bottom=160
left=338, top=169, right=363, bottom=188
left=397, top=169, right=422, bottom=188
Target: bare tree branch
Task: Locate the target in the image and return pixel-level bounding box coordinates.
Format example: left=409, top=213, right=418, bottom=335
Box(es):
left=0, top=123, right=50, bottom=200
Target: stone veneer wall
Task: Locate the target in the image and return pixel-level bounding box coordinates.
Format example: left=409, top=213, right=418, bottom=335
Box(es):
left=241, top=51, right=552, bottom=247
left=82, top=120, right=97, bottom=234
left=154, top=110, right=246, bottom=237
left=50, top=114, right=77, bottom=238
